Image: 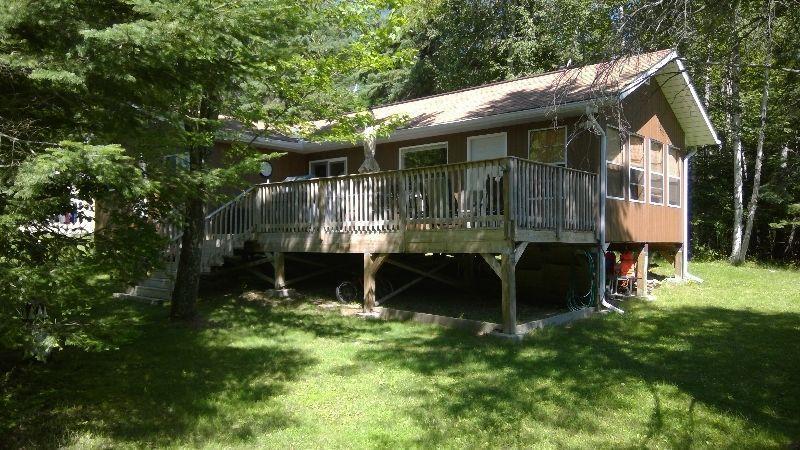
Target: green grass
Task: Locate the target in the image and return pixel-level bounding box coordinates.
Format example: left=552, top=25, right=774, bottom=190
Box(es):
left=2, top=261, right=799, bottom=448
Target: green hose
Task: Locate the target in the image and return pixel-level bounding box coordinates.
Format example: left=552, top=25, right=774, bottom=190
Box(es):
left=566, top=250, right=596, bottom=311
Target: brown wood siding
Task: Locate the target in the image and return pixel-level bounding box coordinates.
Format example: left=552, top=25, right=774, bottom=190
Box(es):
left=279, top=117, right=590, bottom=176
left=606, top=199, right=683, bottom=243
left=604, top=82, right=686, bottom=244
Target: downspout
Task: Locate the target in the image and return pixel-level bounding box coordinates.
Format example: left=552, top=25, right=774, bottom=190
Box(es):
left=683, top=147, right=704, bottom=282
left=585, top=107, right=623, bottom=314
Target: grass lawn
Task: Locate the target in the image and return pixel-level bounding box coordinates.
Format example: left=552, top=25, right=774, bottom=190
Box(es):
left=1, top=261, right=799, bottom=448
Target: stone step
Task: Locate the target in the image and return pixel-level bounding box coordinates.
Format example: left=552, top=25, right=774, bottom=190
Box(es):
left=141, top=277, right=173, bottom=290
left=113, top=293, right=167, bottom=305
left=131, top=285, right=172, bottom=300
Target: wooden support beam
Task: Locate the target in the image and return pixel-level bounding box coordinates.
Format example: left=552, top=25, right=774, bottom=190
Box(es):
left=284, top=266, right=338, bottom=287
left=246, top=268, right=275, bottom=285
left=272, top=252, right=285, bottom=289
left=385, top=258, right=465, bottom=291
left=513, top=242, right=529, bottom=264
left=636, top=244, right=649, bottom=297
left=480, top=253, right=501, bottom=278
left=363, top=253, right=389, bottom=312
left=674, top=247, right=684, bottom=279
left=500, top=251, right=517, bottom=334
left=377, top=260, right=451, bottom=305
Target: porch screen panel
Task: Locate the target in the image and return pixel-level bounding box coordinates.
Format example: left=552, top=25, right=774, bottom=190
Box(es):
left=629, top=135, right=645, bottom=201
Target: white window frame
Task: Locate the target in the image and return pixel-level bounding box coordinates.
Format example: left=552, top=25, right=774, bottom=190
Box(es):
left=308, top=156, right=347, bottom=178
left=398, top=142, right=449, bottom=169
left=527, top=126, right=568, bottom=166
left=605, top=126, right=626, bottom=201
left=667, top=145, right=682, bottom=208
left=467, top=132, right=508, bottom=161
left=628, top=133, right=646, bottom=204
left=648, top=139, right=665, bottom=206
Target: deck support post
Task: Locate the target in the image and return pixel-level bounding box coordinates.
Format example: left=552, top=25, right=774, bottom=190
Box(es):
left=674, top=246, right=684, bottom=279
left=636, top=244, right=649, bottom=297
left=500, top=251, right=518, bottom=334
left=272, top=252, right=285, bottom=289
left=363, top=253, right=389, bottom=312
left=482, top=242, right=526, bottom=335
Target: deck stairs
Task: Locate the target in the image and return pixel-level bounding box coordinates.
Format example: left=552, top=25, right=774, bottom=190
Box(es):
left=115, top=187, right=258, bottom=304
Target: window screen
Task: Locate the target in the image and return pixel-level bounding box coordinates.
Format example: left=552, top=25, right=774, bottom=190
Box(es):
left=668, top=146, right=681, bottom=206
left=606, top=128, right=625, bottom=199
left=629, top=135, right=645, bottom=201
left=650, top=140, right=664, bottom=204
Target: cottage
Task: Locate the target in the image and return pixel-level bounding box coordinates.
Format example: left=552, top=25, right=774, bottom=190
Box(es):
left=126, top=49, right=719, bottom=336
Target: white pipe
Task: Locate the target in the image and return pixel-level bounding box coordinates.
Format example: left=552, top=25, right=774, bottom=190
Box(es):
left=601, top=296, right=625, bottom=314
left=683, top=147, right=703, bottom=282
left=584, top=107, right=622, bottom=314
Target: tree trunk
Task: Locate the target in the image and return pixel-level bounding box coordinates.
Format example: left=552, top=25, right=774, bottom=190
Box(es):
left=728, top=46, right=745, bottom=264
left=170, top=157, right=205, bottom=320
left=785, top=224, right=797, bottom=257
left=735, top=0, right=774, bottom=264
left=170, top=97, right=216, bottom=320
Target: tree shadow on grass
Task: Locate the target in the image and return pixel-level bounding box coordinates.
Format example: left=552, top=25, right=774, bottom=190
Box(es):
left=353, top=303, right=800, bottom=447
left=1, top=302, right=315, bottom=448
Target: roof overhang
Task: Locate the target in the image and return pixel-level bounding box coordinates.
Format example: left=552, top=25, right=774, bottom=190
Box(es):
left=220, top=99, right=609, bottom=153
left=221, top=51, right=719, bottom=152
left=620, top=51, right=720, bottom=147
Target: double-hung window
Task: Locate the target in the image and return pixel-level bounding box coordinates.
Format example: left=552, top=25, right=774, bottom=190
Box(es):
left=628, top=134, right=646, bottom=202
left=668, top=146, right=681, bottom=206
left=529, top=126, right=567, bottom=165
left=399, top=142, right=448, bottom=169
left=309, top=157, right=347, bottom=178
left=649, top=140, right=665, bottom=204
left=606, top=128, right=626, bottom=199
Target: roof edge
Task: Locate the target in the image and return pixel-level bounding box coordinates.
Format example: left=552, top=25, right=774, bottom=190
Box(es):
left=226, top=98, right=610, bottom=152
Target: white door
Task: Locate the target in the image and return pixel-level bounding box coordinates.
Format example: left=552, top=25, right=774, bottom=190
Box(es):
left=466, top=133, right=507, bottom=216
left=468, top=132, right=507, bottom=162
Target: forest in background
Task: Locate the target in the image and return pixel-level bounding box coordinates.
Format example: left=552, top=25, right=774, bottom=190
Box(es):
left=346, top=0, right=800, bottom=263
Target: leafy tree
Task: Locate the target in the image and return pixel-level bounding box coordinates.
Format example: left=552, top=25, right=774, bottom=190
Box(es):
left=0, top=0, right=413, bottom=355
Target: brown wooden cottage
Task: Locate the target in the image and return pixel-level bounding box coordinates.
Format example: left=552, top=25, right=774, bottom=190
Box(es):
left=127, top=49, right=719, bottom=336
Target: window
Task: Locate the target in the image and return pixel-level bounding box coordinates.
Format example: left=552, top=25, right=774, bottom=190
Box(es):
left=628, top=135, right=645, bottom=201
left=309, top=157, right=347, bottom=178
left=668, top=146, right=681, bottom=206
left=529, top=126, right=567, bottom=165
left=399, top=142, right=447, bottom=169
left=606, top=128, right=626, bottom=199
left=649, top=140, right=664, bottom=204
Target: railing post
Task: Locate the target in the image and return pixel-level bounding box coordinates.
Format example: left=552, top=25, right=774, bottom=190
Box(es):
left=317, top=178, right=327, bottom=233
left=398, top=171, right=408, bottom=232
left=556, top=167, right=564, bottom=238
left=502, top=158, right=514, bottom=241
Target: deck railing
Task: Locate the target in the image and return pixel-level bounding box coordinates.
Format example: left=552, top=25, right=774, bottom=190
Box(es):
left=203, top=156, right=597, bottom=241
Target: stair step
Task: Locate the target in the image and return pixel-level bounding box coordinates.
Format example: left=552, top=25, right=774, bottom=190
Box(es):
left=132, top=285, right=172, bottom=300
left=113, top=293, right=167, bottom=305
left=141, top=278, right=173, bottom=289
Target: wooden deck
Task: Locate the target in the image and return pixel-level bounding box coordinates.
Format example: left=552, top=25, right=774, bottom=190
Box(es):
left=204, top=157, right=598, bottom=255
